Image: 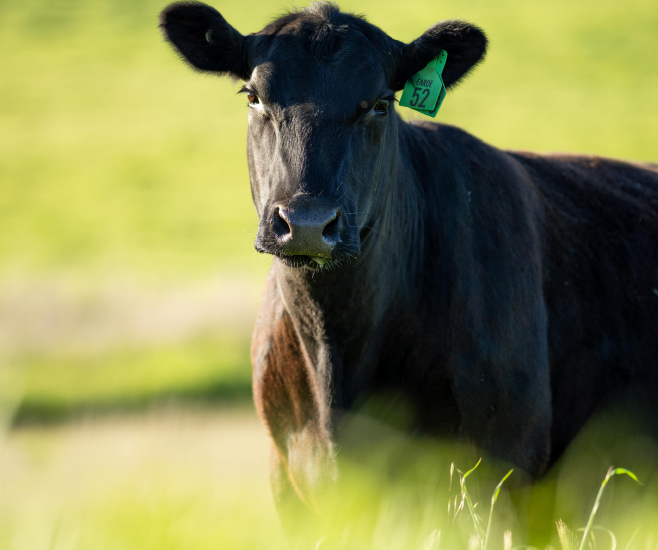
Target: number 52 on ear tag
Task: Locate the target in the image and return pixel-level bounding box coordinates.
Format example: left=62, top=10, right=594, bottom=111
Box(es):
left=399, top=50, right=447, bottom=118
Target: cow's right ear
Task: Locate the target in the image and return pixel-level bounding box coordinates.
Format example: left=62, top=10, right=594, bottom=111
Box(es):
left=160, top=2, right=251, bottom=80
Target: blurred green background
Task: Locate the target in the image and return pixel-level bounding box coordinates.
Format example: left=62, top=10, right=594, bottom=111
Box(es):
left=1, top=0, right=657, bottom=547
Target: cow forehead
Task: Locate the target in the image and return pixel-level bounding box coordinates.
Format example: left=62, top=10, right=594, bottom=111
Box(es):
left=252, top=56, right=387, bottom=114
left=250, top=13, right=394, bottom=114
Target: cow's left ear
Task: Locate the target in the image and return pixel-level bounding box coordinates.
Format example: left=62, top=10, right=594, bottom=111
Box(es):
left=392, top=20, right=487, bottom=91
left=160, top=2, right=251, bottom=80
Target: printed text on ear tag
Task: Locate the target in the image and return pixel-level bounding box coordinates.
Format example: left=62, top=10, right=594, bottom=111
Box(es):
left=399, top=50, right=448, bottom=118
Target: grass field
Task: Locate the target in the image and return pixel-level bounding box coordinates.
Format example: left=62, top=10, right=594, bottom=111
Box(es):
left=1, top=0, right=658, bottom=546
left=0, top=410, right=288, bottom=549
left=4, top=408, right=658, bottom=550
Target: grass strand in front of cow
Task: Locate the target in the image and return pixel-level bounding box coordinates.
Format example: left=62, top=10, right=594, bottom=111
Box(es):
left=484, top=469, right=514, bottom=550
left=575, top=468, right=642, bottom=550
left=449, top=459, right=513, bottom=550
left=436, top=463, right=641, bottom=550
left=1, top=410, right=652, bottom=550
left=452, top=458, right=487, bottom=544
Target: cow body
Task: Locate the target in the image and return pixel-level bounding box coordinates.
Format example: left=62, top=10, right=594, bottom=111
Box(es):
left=160, top=0, right=658, bottom=533
left=251, top=119, right=658, bottom=508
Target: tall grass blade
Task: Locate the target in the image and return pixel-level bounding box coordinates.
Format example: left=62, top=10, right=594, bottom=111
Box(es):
left=578, top=468, right=642, bottom=550
left=456, top=459, right=486, bottom=543
left=483, top=470, right=513, bottom=550
left=463, top=458, right=483, bottom=480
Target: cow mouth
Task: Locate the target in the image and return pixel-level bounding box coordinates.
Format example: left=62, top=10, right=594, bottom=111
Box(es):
left=254, top=243, right=351, bottom=269
left=276, top=254, right=349, bottom=270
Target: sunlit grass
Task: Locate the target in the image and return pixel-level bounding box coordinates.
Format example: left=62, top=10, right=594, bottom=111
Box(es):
left=8, top=336, right=252, bottom=425
left=259, top=409, right=658, bottom=550
left=2, top=401, right=658, bottom=549
left=0, top=411, right=288, bottom=550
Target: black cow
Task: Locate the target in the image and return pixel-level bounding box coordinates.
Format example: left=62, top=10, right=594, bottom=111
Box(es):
left=160, top=0, right=658, bottom=536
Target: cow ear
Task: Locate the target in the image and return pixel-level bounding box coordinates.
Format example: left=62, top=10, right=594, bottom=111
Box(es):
left=160, top=2, right=251, bottom=80
left=392, top=20, right=487, bottom=91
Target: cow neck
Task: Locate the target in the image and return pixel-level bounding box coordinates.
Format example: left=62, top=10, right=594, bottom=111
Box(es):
left=272, top=157, right=423, bottom=408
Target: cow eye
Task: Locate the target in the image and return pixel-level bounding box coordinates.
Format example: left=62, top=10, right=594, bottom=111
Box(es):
left=373, top=99, right=389, bottom=114
left=247, top=93, right=259, bottom=105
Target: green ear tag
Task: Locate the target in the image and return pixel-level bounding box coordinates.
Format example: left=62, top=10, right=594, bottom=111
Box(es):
left=399, top=50, right=448, bottom=118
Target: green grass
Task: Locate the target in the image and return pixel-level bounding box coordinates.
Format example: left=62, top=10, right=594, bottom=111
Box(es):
left=7, top=336, right=252, bottom=425
left=3, top=410, right=658, bottom=550
left=0, top=411, right=289, bottom=550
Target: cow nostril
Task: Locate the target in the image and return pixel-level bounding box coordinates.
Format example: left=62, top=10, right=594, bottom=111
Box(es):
left=273, top=207, right=291, bottom=239
left=322, top=212, right=340, bottom=241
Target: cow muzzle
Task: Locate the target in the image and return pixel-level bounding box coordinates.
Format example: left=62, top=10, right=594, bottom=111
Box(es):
left=274, top=202, right=341, bottom=259
left=256, top=196, right=359, bottom=267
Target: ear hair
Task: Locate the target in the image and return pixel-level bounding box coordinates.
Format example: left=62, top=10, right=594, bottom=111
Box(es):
left=160, top=2, right=251, bottom=80
left=393, top=20, right=487, bottom=91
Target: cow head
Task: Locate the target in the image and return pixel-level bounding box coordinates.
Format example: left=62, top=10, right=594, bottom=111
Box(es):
left=160, top=2, right=487, bottom=270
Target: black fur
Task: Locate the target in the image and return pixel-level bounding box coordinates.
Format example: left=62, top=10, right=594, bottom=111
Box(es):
left=160, top=1, right=658, bottom=540
left=394, top=19, right=488, bottom=90
left=159, top=1, right=250, bottom=79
